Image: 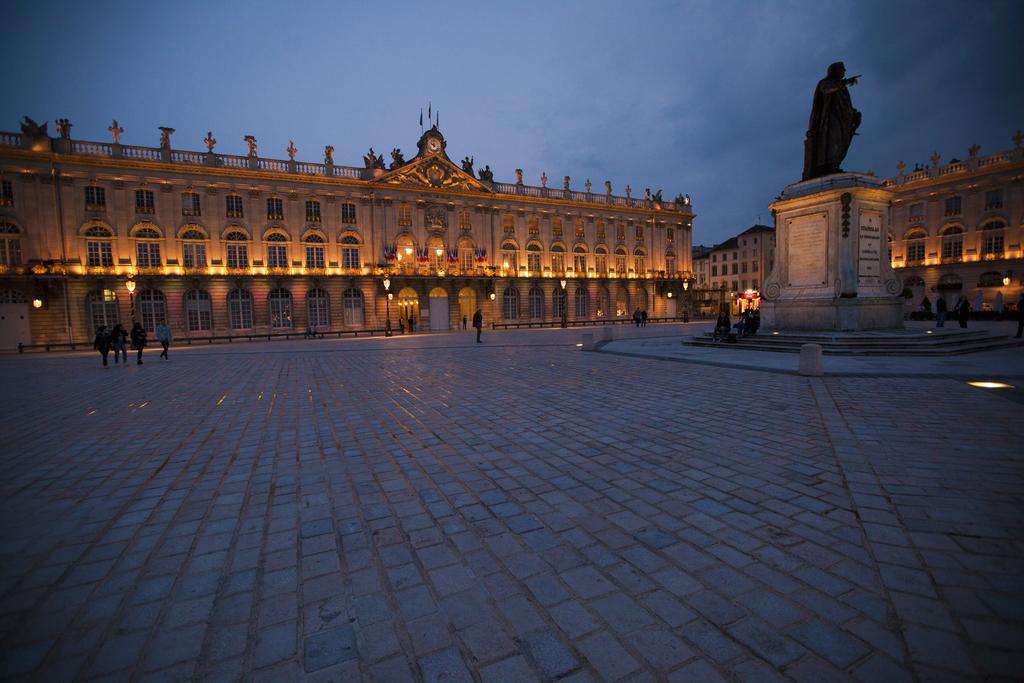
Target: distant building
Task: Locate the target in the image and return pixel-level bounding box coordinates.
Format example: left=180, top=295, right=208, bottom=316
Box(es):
left=692, top=225, right=775, bottom=314
left=0, top=120, right=695, bottom=348
left=886, top=136, right=1023, bottom=315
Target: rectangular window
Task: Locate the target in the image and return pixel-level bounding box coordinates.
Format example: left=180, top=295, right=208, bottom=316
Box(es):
left=341, top=202, right=357, bottom=224
left=596, top=222, right=606, bottom=240
left=226, top=195, right=244, bottom=218
left=666, top=257, right=676, bottom=274
left=712, top=254, right=717, bottom=262
left=305, top=245, right=325, bottom=269
left=595, top=254, right=607, bottom=275
left=634, top=254, right=646, bottom=273
left=459, top=247, right=474, bottom=272
left=0, top=237, right=21, bottom=265
left=305, top=200, right=321, bottom=222
left=752, top=261, right=758, bottom=272
left=752, top=280, right=758, bottom=289
left=227, top=244, right=249, bottom=268
left=135, top=190, right=155, bottom=214
left=982, top=230, right=1004, bottom=256
left=614, top=254, right=625, bottom=273
left=527, top=252, right=541, bottom=273
left=267, top=197, right=284, bottom=220
left=0, top=179, right=12, bottom=206
left=502, top=251, right=518, bottom=272
left=342, top=247, right=360, bottom=269
left=574, top=254, right=587, bottom=273
left=944, top=196, right=961, bottom=216
left=266, top=244, right=286, bottom=268
left=741, top=262, right=748, bottom=273
left=182, top=242, right=206, bottom=268
left=528, top=216, right=540, bottom=236
left=136, top=241, right=161, bottom=267
left=575, top=220, right=585, bottom=239
left=87, top=241, right=113, bottom=267
left=742, top=280, right=748, bottom=290
left=458, top=210, right=472, bottom=230
left=667, top=228, right=674, bottom=243
left=909, top=202, right=924, bottom=219
left=732, top=280, right=738, bottom=291
left=616, top=224, right=625, bottom=241
left=181, top=192, right=201, bottom=216
left=635, top=226, right=643, bottom=241
left=552, top=253, right=565, bottom=273
left=731, top=263, right=738, bottom=275
left=985, top=189, right=1003, bottom=210
left=711, top=265, right=718, bottom=276
left=85, top=186, right=106, bottom=211
left=552, top=218, right=563, bottom=237
left=503, top=215, right=515, bottom=234
left=398, top=205, right=412, bottom=226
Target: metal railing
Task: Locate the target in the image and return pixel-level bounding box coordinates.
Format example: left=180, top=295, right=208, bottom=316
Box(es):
left=490, top=315, right=692, bottom=330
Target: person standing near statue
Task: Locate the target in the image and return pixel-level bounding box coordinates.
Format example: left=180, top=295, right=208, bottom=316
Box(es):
left=803, top=62, right=861, bottom=180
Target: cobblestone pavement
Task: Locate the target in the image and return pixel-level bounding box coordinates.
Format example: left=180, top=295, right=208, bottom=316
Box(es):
left=0, top=329, right=1022, bottom=681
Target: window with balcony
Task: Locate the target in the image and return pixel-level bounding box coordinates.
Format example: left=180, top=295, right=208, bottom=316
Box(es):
left=940, top=226, right=963, bottom=261
left=503, top=214, right=515, bottom=235
left=528, top=216, right=539, bottom=237
left=635, top=225, right=644, bottom=242
left=905, top=229, right=926, bottom=263
left=226, top=194, right=244, bottom=218
left=984, top=189, right=1004, bottom=210
left=458, top=209, right=472, bottom=231
left=341, top=235, right=361, bottom=269
left=341, top=202, right=357, bottom=224
left=573, top=246, right=587, bottom=273
left=267, top=197, right=284, bottom=220
left=666, top=251, right=676, bottom=275
left=944, top=195, right=961, bottom=217
left=501, top=241, right=518, bottom=272
left=225, top=230, right=250, bottom=268
left=304, top=234, right=325, bottom=269
left=575, top=220, right=585, bottom=239
left=0, top=222, right=21, bottom=265
left=595, top=247, right=608, bottom=275
left=552, top=218, right=563, bottom=237
left=85, top=186, right=106, bottom=211
left=909, top=202, right=924, bottom=221
left=265, top=232, right=287, bottom=268
left=596, top=222, right=606, bottom=240
left=526, top=243, right=541, bottom=273
left=136, top=241, right=161, bottom=267
left=135, top=189, right=155, bottom=214
left=633, top=249, right=646, bottom=274
left=981, top=221, right=1005, bottom=257
left=614, top=247, right=627, bottom=274
left=398, top=205, right=412, bottom=226
left=616, top=224, right=625, bottom=242
left=181, top=192, right=201, bottom=217
left=551, top=244, right=565, bottom=273
left=0, top=179, right=12, bottom=207
left=181, top=229, right=207, bottom=268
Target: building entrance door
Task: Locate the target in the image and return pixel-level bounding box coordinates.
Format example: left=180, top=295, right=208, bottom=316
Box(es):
left=397, top=287, right=419, bottom=331
left=429, top=287, right=449, bottom=331
left=666, top=298, right=677, bottom=318
left=0, top=291, right=31, bottom=350
left=458, top=287, right=476, bottom=328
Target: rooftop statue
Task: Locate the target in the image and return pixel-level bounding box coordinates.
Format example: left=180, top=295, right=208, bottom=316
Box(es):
left=390, top=148, right=405, bottom=169
left=364, top=148, right=385, bottom=169
left=20, top=116, right=48, bottom=139
left=324, top=145, right=334, bottom=165
left=55, top=118, right=72, bottom=139
left=478, top=165, right=494, bottom=182
left=802, top=62, right=861, bottom=180
left=159, top=127, right=175, bottom=149
left=244, top=135, right=258, bottom=157
left=461, top=156, right=475, bottom=176
left=108, top=120, right=124, bottom=144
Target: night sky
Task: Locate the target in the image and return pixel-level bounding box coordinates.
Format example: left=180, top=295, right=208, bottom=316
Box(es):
left=3, top=0, right=1021, bottom=247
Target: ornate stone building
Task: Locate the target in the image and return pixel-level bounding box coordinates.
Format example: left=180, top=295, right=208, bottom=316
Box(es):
left=0, top=119, right=694, bottom=348
left=887, top=136, right=1023, bottom=314
left=690, top=225, right=776, bottom=315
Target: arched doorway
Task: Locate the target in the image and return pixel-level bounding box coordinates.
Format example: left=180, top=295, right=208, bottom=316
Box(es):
left=458, top=287, right=476, bottom=328
left=429, top=287, right=449, bottom=331
left=397, top=287, right=419, bottom=329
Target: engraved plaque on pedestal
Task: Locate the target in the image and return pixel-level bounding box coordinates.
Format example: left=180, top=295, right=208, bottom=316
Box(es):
left=858, top=210, right=882, bottom=284
left=787, top=213, right=827, bottom=287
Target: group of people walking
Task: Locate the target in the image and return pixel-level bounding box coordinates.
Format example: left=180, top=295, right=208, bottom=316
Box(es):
left=93, top=321, right=172, bottom=366
left=632, top=308, right=649, bottom=327
left=934, top=296, right=973, bottom=329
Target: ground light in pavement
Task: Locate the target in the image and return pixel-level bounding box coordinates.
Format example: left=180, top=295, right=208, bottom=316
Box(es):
left=966, top=381, right=1014, bottom=389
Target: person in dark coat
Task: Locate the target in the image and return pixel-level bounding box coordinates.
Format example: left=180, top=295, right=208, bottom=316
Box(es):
left=955, top=296, right=970, bottom=329
left=93, top=326, right=111, bottom=367
left=713, top=311, right=730, bottom=342
left=472, top=308, right=483, bottom=343
left=110, top=323, right=128, bottom=364
left=130, top=322, right=147, bottom=364
left=462, top=315, right=468, bottom=330
left=641, top=310, right=648, bottom=327
left=633, top=308, right=641, bottom=327
left=935, top=296, right=947, bottom=327
left=1017, top=292, right=1024, bottom=339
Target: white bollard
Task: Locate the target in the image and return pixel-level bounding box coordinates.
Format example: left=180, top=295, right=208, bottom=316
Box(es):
left=798, top=343, right=824, bottom=376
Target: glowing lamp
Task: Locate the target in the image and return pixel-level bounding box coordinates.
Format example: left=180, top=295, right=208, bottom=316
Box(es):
left=1003, top=276, right=1011, bottom=286
left=683, top=280, right=689, bottom=291
left=435, top=248, right=443, bottom=257
left=489, top=292, right=496, bottom=300
left=383, top=277, right=391, bottom=291
left=404, top=247, right=413, bottom=255
left=667, top=291, right=673, bottom=298
left=559, top=279, right=567, bottom=290
left=387, top=293, right=393, bottom=300
left=32, top=298, right=43, bottom=309
left=125, top=279, right=136, bottom=294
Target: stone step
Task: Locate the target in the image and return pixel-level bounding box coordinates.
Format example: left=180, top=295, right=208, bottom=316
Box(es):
left=687, top=334, right=1021, bottom=356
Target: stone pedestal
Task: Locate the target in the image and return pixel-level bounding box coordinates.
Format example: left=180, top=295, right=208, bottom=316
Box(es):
left=761, top=173, right=903, bottom=331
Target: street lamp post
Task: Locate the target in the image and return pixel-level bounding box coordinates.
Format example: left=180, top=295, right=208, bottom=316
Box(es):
left=126, top=277, right=136, bottom=322
left=559, top=279, right=568, bottom=328
left=383, top=277, right=392, bottom=337
left=682, top=278, right=690, bottom=322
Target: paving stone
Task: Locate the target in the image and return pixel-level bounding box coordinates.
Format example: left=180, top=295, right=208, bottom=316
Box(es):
left=727, top=618, right=805, bottom=667
left=419, top=646, right=473, bottom=683
left=303, top=625, right=357, bottom=672
left=479, top=655, right=541, bottom=683
left=578, top=630, right=640, bottom=680
left=521, top=628, right=580, bottom=679
left=789, top=619, right=871, bottom=668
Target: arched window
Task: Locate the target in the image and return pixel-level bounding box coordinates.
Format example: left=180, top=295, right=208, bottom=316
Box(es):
left=458, top=237, right=475, bottom=273
left=574, top=286, right=589, bottom=319
left=225, top=230, right=250, bottom=269
left=185, top=290, right=212, bottom=332
left=180, top=228, right=207, bottom=268
left=637, top=287, right=649, bottom=311
left=304, top=233, right=326, bottom=269
left=553, top=286, right=567, bottom=319
left=614, top=246, right=627, bottom=274
left=268, top=288, right=292, bottom=329
left=528, top=285, right=543, bottom=319
left=264, top=231, right=287, bottom=268
left=83, top=224, right=113, bottom=237
left=633, top=248, right=647, bottom=275
left=905, top=229, right=926, bottom=263
left=138, top=289, right=166, bottom=332
left=343, top=288, right=364, bottom=326
left=573, top=245, right=587, bottom=274
left=227, top=289, right=253, bottom=330
left=978, top=271, right=1004, bottom=287
left=615, top=289, right=629, bottom=317
left=665, top=250, right=677, bottom=275
left=133, top=226, right=162, bottom=267
left=981, top=220, right=1005, bottom=257
left=306, top=288, right=329, bottom=328
left=340, top=234, right=361, bottom=269
left=88, top=289, right=119, bottom=331
left=526, top=242, right=542, bottom=274
left=595, top=289, right=608, bottom=318
left=937, top=274, right=963, bottom=291
left=396, top=234, right=415, bottom=272
left=501, top=240, right=518, bottom=273
left=940, top=226, right=963, bottom=261
left=0, top=221, right=21, bottom=266
left=550, top=243, right=566, bottom=274
left=503, top=287, right=519, bottom=320
left=595, top=246, right=608, bottom=275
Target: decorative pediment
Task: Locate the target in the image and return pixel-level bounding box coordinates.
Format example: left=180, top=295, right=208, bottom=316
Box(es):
left=374, top=154, right=493, bottom=193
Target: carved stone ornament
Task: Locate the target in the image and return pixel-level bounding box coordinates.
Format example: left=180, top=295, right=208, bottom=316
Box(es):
left=287, top=140, right=297, bottom=160
left=896, top=160, right=906, bottom=175
left=204, top=131, right=217, bottom=152
left=968, top=143, right=980, bottom=159
left=540, top=172, right=548, bottom=187
left=930, top=151, right=941, bottom=167
left=159, top=127, right=175, bottom=149
left=108, top=120, right=124, bottom=144
left=324, top=145, right=334, bottom=165
left=55, top=118, right=72, bottom=139
left=840, top=192, right=852, bottom=238
left=245, top=135, right=258, bottom=157
left=379, top=155, right=492, bottom=193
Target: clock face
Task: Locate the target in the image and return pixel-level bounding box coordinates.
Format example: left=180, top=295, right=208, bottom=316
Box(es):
left=427, top=137, right=441, bottom=153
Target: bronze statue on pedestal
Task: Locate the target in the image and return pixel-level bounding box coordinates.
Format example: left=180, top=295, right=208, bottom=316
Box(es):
left=802, top=62, right=861, bottom=181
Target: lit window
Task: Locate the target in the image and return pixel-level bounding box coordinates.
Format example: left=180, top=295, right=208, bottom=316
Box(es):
left=0, top=222, right=21, bottom=265
left=268, top=288, right=293, bottom=329
left=226, top=194, right=244, bottom=218
left=341, top=202, right=357, bottom=224
left=228, top=289, right=253, bottom=329
left=136, top=241, right=161, bottom=267
left=89, top=289, right=119, bottom=331
left=185, top=290, right=212, bottom=331
left=305, top=200, right=322, bottom=223
left=181, top=192, right=201, bottom=217
left=267, top=197, right=284, bottom=220
left=0, top=179, right=12, bottom=207
left=905, top=231, right=926, bottom=263
left=306, top=288, right=330, bottom=328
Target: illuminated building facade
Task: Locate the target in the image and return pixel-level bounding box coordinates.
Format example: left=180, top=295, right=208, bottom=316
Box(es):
left=886, top=136, right=1023, bottom=314
left=0, top=120, right=694, bottom=347
left=691, top=225, right=776, bottom=315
